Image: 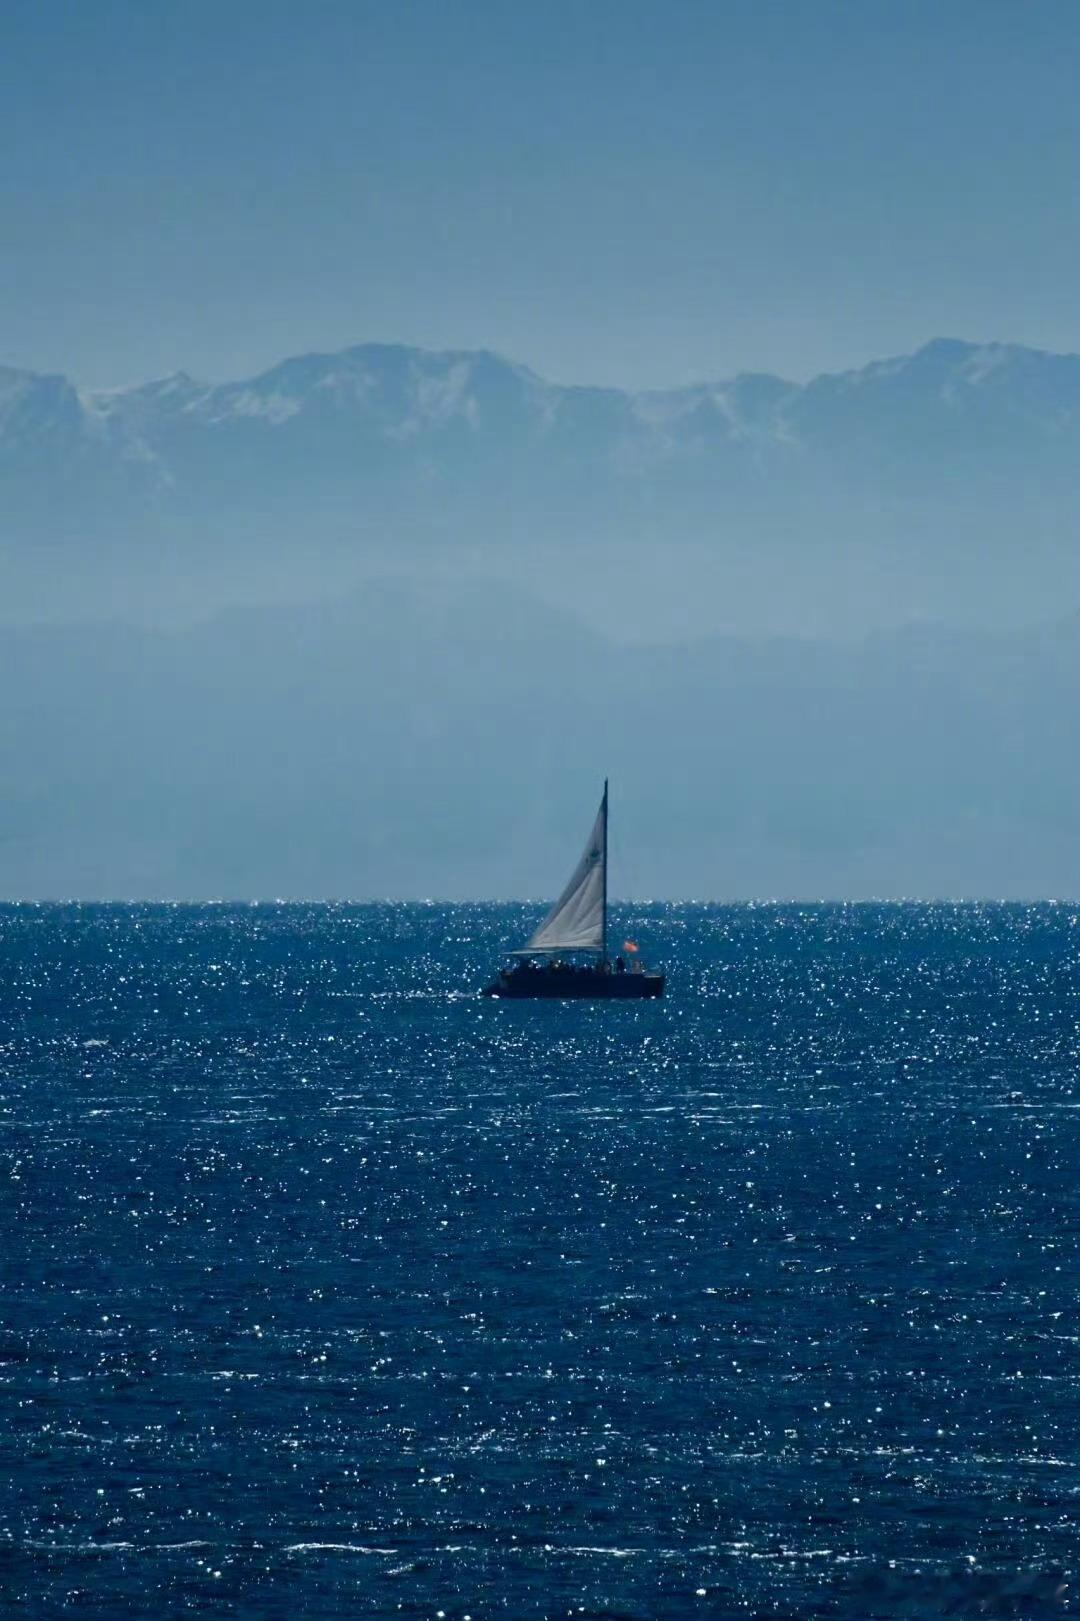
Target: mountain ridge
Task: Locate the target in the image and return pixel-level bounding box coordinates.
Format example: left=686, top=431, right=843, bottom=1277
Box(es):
left=11, top=332, right=1080, bottom=463
left=4, top=334, right=1080, bottom=637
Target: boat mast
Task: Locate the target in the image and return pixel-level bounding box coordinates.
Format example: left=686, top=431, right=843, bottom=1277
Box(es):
left=601, top=778, right=609, bottom=965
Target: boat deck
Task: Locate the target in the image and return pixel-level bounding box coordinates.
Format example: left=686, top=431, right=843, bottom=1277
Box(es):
left=483, top=964, right=664, bottom=999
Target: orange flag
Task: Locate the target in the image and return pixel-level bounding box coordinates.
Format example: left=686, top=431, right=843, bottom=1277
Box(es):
left=622, top=940, right=639, bottom=953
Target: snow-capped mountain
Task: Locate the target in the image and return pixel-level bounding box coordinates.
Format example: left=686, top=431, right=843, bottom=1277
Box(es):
left=4, top=338, right=1080, bottom=634
left=14, top=335, right=1080, bottom=486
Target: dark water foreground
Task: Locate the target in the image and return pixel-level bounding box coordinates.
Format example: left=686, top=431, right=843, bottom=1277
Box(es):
left=1, top=903, right=1076, bottom=1618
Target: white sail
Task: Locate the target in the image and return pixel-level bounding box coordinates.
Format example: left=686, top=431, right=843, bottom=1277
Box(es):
left=514, top=788, right=607, bottom=955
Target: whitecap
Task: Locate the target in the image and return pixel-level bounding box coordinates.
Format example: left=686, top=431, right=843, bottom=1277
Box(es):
left=284, top=1543, right=398, bottom=1556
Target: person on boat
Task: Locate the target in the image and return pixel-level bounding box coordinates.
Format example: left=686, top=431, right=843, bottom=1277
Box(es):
left=615, top=955, right=625, bottom=973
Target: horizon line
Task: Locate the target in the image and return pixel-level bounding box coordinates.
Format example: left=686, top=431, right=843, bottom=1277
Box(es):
left=0, top=896, right=1075, bottom=908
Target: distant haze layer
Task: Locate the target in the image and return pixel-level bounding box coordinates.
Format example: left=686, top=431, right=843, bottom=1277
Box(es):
left=2, top=579, right=1079, bottom=901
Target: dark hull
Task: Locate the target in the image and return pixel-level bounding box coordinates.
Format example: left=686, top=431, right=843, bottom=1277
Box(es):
left=483, top=969, right=665, bottom=1000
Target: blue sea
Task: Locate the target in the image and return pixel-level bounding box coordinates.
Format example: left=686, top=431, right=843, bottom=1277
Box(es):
left=1, top=903, right=1076, bottom=1618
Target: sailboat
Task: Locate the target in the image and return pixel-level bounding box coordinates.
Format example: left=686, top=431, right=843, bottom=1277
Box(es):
left=482, top=782, right=665, bottom=999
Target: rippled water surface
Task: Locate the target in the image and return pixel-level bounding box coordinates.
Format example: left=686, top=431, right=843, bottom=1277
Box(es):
left=2, top=903, right=1077, bottom=1617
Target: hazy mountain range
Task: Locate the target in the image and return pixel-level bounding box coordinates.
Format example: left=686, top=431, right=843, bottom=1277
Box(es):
left=2, top=579, right=1078, bottom=900
left=5, top=335, right=1080, bottom=898
left=4, top=336, right=1080, bottom=636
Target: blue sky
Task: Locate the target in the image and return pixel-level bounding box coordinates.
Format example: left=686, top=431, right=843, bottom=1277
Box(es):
left=3, top=0, right=1080, bottom=389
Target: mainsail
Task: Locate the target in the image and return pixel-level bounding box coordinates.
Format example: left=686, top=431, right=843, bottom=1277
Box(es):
left=513, top=783, right=608, bottom=955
